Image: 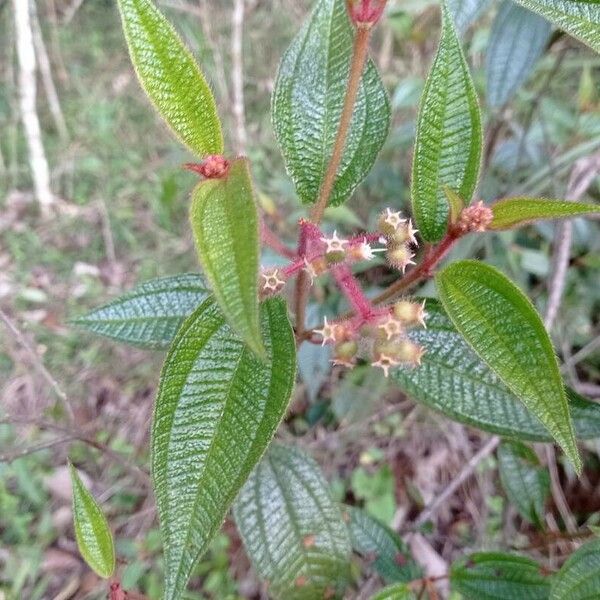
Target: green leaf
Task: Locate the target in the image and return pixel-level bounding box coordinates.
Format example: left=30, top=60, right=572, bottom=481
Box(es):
left=346, top=507, right=422, bottom=584
left=72, top=274, right=209, bottom=349
left=486, top=1, right=552, bottom=108
left=370, top=583, right=416, bottom=600
left=272, top=0, right=390, bottom=207
left=436, top=260, right=581, bottom=473
left=550, top=537, right=600, bottom=599
left=392, top=299, right=600, bottom=441
left=490, top=197, right=600, bottom=230
left=512, top=0, right=600, bottom=54
left=233, top=444, right=351, bottom=600
left=117, top=0, right=223, bottom=156
left=153, top=297, right=296, bottom=600
left=190, top=158, right=264, bottom=357
left=69, top=464, right=115, bottom=579
left=411, top=0, right=482, bottom=242
left=498, top=441, right=550, bottom=527
left=450, top=552, right=551, bottom=599
left=448, top=0, right=493, bottom=33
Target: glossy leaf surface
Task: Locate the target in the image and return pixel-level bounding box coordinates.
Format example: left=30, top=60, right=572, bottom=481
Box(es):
left=72, top=274, right=209, bottom=349
left=153, top=298, right=296, bottom=600
left=234, top=444, right=351, bottom=600
left=550, top=537, right=600, bottom=599
left=450, top=552, right=551, bottom=599
left=69, top=464, right=115, bottom=579
left=346, top=507, right=421, bottom=583
left=436, top=260, right=581, bottom=472
left=411, top=0, right=482, bottom=242
left=498, top=441, right=549, bottom=526
left=393, top=299, right=600, bottom=441
left=486, top=1, right=551, bottom=108
left=513, top=0, right=600, bottom=54
left=490, top=197, right=600, bottom=230
left=117, top=0, right=223, bottom=156
left=190, top=159, right=264, bottom=357
left=272, top=0, right=390, bottom=207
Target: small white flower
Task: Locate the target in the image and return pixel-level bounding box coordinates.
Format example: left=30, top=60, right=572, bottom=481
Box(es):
left=378, top=316, right=404, bottom=340
left=383, top=208, right=406, bottom=231
left=303, top=258, right=318, bottom=285
left=320, top=231, right=348, bottom=254
left=404, top=220, right=419, bottom=246
left=261, top=269, right=285, bottom=292
left=371, top=354, right=400, bottom=378
left=314, top=317, right=337, bottom=346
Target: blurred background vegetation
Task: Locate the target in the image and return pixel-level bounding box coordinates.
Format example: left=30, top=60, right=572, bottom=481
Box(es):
left=0, top=0, right=599, bottom=598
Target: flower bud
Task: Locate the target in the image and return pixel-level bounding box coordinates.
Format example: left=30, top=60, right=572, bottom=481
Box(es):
left=346, top=0, right=388, bottom=26
left=390, top=220, right=418, bottom=246
left=332, top=340, right=359, bottom=367
left=455, top=200, right=494, bottom=233
left=378, top=208, right=406, bottom=237
left=395, top=340, right=425, bottom=366
left=393, top=300, right=427, bottom=328
left=184, top=155, right=230, bottom=179
left=325, top=249, right=347, bottom=265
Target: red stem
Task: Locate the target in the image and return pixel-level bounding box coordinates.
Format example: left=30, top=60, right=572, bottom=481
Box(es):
left=261, top=220, right=296, bottom=259
left=331, top=263, right=377, bottom=320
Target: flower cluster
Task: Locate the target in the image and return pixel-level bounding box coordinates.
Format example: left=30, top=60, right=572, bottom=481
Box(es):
left=378, top=209, right=419, bottom=273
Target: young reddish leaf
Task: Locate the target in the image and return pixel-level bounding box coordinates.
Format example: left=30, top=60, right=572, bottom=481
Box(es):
left=512, top=0, right=600, bottom=54
left=69, top=464, right=115, bottom=579
left=153, top=298, right=296, bottom=600
left=550, top=537, right=600, bottom=599
left=436, top=260, right=581, bottom=473
left=72, top=274, right=209, bottom=349
left=117, top=0, right=223, bottom=157
left=272, top=0, right=390, bottom=207
left=411, top=0, right=482, bottom=242
left=490, top=196, right=600, bottom=230
left=486, top=1, right=551, bottom=108
left=451, top=552, right=551, bottom=599
left=393, top=299, right=600, bottom=441
left=190, top=158, right=264, bottom=357
left=234, top=444, right=351, bottom=600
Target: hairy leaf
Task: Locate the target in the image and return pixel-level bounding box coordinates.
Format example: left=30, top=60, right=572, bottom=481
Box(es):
left=153, top=298, right=296, bottom=600
left=371, top=583, right=416, bottom=600
left=512, top=0, right=600, bottom=54
left=436, top=260, right=581, bottom=472
left=117, top=0, right=223, bottom=156
left=72, top=274, right=209, bottom=349
left=346, top=507, right=422, bottom=583
left=411, top=0, right=482, bottom=242
left=272, top=0, right=390, bottom=207
left=498, top=441, right=549, bottom=526
left=490, top=196, right=600, bottom=230
left=550, top=537, right=600, bottom=599
left=69, top=464, right=115, bottom=579
left=190, top=158, right=264, bottom=357
left=450, top=552, right=551, bottom=599
left=393, top=299, right=600, bottom=441
left=234, top=444, right=351, bottom=600
left=448, top=0, right=493, bottom=33
left=486, top=1, right=551, bottom=108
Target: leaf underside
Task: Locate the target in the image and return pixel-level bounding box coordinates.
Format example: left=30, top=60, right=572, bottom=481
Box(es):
left=117, top=0, right=223, bottom=156
left=69, top=465, right=115, bottom=579
left=448, top=0, right=493, bottom=34
left=272, top=0, right=390, bottom=207
left=152, top=297, right=296, bottom=600
left=486, top=0, right=552, bottom=108
left=234, top=444, right=351, bottom=600
left=393, top=299, right=600, bottom=441
left=72, top=274, right=209, bottom=349
left=190, top=158, right=264, bottom=357
left=411, top=0, right=482, bottom=242
left=436, top=260, right=581, bottom=472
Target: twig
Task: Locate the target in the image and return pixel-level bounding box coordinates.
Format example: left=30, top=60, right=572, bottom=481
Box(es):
left=544, top=445, right=577, bottom=534
left=0, top=308, right=75, bottom=422
left=545, top=153, right=600, bottom=330
left=31, top=0, right=69, bottom=140
left=562, top=333, right=600, bottom=371
left=0, top=435, right=75, bottom=463
left=231, top=0, right=247, bottom=154
left=13, top=0, right=54, bottom=215
left=411, top=436, right=500, bottom=529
